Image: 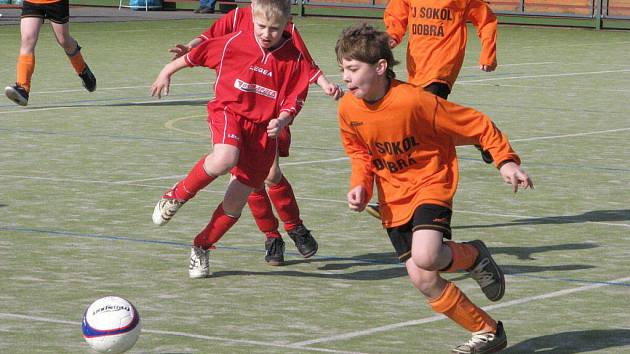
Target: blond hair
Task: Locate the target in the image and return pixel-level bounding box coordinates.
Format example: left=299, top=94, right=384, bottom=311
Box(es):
left=253, top=0, right=291, bottom=25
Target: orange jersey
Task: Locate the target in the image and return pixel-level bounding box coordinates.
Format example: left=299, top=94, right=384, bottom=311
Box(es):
left=26, top=0, right=63, bottom=4
left=338, top=80, right=520, bottom=228
left=384, top=0, right=497, bottom=88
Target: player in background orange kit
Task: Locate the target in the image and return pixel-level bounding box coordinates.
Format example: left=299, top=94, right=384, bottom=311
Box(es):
left=167, top=0, right=342, bottom=266
left=336, top=24, right=532, bottom=354
left=151, top=0, right=315, bottom=279
left=4, top=0, right=96, bottom=106
left=363, top=0, right=499, bottom=219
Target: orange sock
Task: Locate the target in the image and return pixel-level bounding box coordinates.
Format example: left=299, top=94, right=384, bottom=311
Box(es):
left=443, top=241, right=478, bottom=272
left=430, top=281, right=496, bottom=333
left=68, top=51, right=87, bottom=74
left=16, top=54, right=35, bottom=92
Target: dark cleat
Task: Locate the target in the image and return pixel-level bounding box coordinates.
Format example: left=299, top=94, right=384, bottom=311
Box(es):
left=79, top=65, right=97, bottom=92
left=452, top=321, right=507, bottom=354
left=287, top=224, right=318, bottom=258
left=475, top=145, right=493, bottom=164
left=466, top=240, right=505, bottom=302
left=265, top=237, right=285, bottom=266
left=4, top=84, right=29, bottom=106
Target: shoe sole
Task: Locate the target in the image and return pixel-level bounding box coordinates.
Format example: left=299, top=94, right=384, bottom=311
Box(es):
left=189, top=271, right=209, bottom=279
left=365, top=205, right=381, bottom=219
left=469, top=240, right=505, bottom=302
left=265, top=259, right=285, bottom=266
left=4, top=86, right=28, bottom=106
left=451, top=340, right=506, bottom=354
left=300, top=242, right=318, bottom=258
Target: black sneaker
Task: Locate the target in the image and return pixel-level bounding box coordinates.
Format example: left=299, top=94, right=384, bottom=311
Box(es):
left=287, top=225, right=318, bottom=258
left=264, top=237, right=285, bottom=266
left=365, top=203, right=381, bottom=219
left=79, top=65, right=96, bottom=92
left=475, top=145, right=494, bottom=164
left=452, top=321, right=507, bottom=354
left=4, top=84, right=29, bottom=106
left=466, top=240, right=505, bottom=302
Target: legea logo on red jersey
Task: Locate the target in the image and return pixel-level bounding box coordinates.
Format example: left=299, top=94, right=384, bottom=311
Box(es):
left=234, top=79, right=277, bottom=99
left=249, top=65, right=273, bottom=77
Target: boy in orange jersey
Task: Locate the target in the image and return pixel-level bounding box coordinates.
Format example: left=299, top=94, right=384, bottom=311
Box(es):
left=4, top=0, right=96, bottom=106
left=166, top=0, right=342, bottom=266
left=336, top=24, right=533, bottom=354
left=363, top=0, right=499, bottom=219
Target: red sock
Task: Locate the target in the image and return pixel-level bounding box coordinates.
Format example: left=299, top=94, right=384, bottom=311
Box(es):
left=248, top=188, right=281, bottom=239
left=173, top=156, right=215, bottom=201
left=267, top=176, right=302, bottom=231
left=193, top=203, right=239, bottom=249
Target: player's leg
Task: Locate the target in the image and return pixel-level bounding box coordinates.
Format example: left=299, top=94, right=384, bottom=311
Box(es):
left=49, top=6, right=96, bottom=93
left=247, top=156, right=284, bottom=265
left=5, top=16, right=42, bottom=106
left=153, top=144, right=238, bottom=225
left=189, top=176, right=252, bottom=278
left=265, top=128, right=318, bottom=258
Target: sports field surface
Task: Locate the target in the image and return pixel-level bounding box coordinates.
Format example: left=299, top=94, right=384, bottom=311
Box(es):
left=1, top=12, right=629, bottom=354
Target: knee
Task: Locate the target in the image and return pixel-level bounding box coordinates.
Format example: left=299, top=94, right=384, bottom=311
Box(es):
left=20, top=36, right=37, bottom=53
left=204, top=152, right=237, bottom=176
left=408, top=271, right=439, bottom=295
left=411, top=250, right=442, bottom=271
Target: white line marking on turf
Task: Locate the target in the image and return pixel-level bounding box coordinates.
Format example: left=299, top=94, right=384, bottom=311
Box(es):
left=460, top=82, right=630, bottom=93
left=0, top=313, right=366, bottom=354
left=280, top=157, right=349, bottom=166
left=510, top=127, right=630, bottom=142
left=289, top=276, right=630, bottom=346
left=459, top=69, right=630, bottom=83
left=1, top=173, right=629, bottom=228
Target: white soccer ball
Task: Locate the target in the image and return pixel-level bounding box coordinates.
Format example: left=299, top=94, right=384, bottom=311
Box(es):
left=82, top=296, right=141, bottom=354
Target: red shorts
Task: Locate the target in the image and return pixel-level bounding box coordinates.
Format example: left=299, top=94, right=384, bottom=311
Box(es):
left=277, top=126, right=291, bottom=157
left=208, top=107, right=277, bottom=188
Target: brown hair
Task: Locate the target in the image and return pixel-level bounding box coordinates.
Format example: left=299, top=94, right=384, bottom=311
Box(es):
left=253, top=0, right=291, bottom=25
left=335, top=23, right=399, bottom=79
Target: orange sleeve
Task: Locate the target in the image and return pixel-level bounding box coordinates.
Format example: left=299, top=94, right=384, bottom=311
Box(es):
left=338, top=105, right=375, bottom=200
left=466, top=0, right=498, bottom=68
left=383, top=0, right=410, bottom=45
left=432, top=97, right=520, bottom=168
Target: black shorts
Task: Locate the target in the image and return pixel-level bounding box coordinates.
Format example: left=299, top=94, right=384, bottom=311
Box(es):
left=386, top=204, right=452, bottom=263
left=21, top=0, right=69, bottom=24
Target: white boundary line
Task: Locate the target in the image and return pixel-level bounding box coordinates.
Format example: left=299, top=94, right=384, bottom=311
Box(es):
left=0, top=313, right=366, bottom=354
left=0, top=173, right=629, bottom=228
left=459, top=69, right=630, bottom=83
left=510, top=127, right=630, bottom=142
left=290, top=276, right=630, bottom=346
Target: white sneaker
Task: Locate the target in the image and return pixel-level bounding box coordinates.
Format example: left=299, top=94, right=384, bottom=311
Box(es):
left=152, top=188, right=185, bottom=226
left=189, top=246, right=209, bottom=278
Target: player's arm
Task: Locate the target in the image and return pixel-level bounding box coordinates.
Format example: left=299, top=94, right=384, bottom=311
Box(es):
left=466, top=0, right=498, bottom=72
left=169, top=8, right=239, bottom=61
left=316, top=74, right=344, bottom=100
left=383, top=0, right=410, bottom=48
left=338, top=111, right=374, bottom=212
left=278, top=54, right=311, bottom=119
left=267, top=111, right=293, bottom=138
left=151, top=56, right=189, bottom=98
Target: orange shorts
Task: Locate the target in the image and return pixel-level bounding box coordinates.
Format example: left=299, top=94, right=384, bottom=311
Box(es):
left=208, top=107, right=277, bottom=188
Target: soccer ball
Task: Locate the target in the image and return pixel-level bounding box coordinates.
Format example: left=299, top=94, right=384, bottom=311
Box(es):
left=82, top=296, right=141, bottom=354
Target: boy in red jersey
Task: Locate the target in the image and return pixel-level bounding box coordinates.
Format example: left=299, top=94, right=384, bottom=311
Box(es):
left=150, top=0, right=313, bottom=278
left=167, top=0, right=342, bottom=265
left=364, top=0, right=499, bottom=219
left=336, top=24, right=533, bottom=354
left=4, top=0, right=96, bottom=106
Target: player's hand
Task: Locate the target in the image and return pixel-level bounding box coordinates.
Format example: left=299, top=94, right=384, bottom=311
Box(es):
left=499, top=161, right=534, bottom=193
left=480, top=64, right=496, bottom=72
left=150, top=74, right=170, bottom=99
left=169, top=44, right=191, bottom=61
left=387, top=35, right=399, bottom=49
left=267, top=119, right=282, bottom=137
left=347, top=186, right=368, bottom=212
left=323, top=82, right=344, bottom=100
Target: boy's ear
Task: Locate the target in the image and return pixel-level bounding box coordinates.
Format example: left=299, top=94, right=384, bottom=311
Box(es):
left=375, top=59, right=388, bottom=76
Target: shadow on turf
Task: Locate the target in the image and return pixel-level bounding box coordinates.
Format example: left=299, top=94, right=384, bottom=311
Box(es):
left=454, top=209, right=630, bottom=229
left=107, top=100, right=207, bottom=107
left=504, top=329, right=630, bottom=353
left=491, top=242, right=599, bottom=260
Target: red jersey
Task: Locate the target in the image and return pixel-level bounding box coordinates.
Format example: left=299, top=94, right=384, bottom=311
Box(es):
left=185, top=31, right=310, bottom=123
left=197, top=6, right=322, bottom=84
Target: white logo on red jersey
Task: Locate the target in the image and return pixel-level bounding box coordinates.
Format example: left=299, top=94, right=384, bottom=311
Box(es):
left=234, top=79, right=277, bottom=99
left=249, top=65, right=273, bottom=77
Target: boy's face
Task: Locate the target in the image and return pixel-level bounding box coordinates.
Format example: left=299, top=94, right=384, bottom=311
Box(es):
left=253, top=14, right=287, bottom=49
left=340, top=58, right=385, bottom=101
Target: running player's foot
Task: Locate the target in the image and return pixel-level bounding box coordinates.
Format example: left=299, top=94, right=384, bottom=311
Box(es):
left=452, top=321, right=507, bottom=354
left=79, top=65, right=97, bottom=92
left=264, top=237, right=285, bottom=266
left=365, top=203, right=381, bottom=219
left=475, top=145, right=493, bottom=164
left=152, top=187, right=186, bottom=226
left=287, top=225, right=318, bottom=258
left=4, top=84, right=29, bottom=106
left=466, top=240, right=505, bottom=302
left=189, top=246, right=209, bottom=278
